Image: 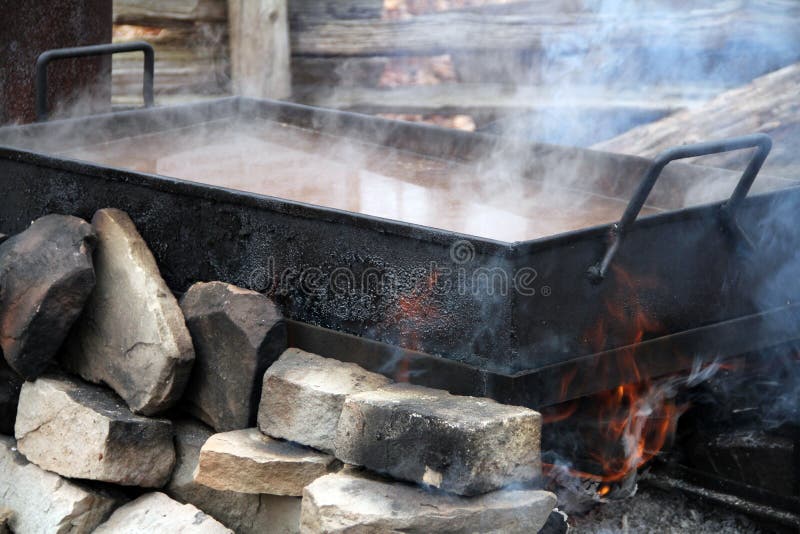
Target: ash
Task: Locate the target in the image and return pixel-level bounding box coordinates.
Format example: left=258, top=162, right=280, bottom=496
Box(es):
left=570, top=485, right=763, bottom=534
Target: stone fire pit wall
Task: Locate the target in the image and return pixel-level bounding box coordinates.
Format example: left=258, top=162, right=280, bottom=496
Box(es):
left=0, top=208, right=556, bottom=533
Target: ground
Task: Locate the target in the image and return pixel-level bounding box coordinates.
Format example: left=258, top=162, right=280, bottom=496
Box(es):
left=570, top=484, right=765, bottom=534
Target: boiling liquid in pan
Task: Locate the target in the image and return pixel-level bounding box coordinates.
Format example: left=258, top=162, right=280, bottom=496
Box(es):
left=62, top=118, right=658, bottom=242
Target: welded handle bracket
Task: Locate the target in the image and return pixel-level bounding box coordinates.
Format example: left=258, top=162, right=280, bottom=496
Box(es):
left=587, top=133, right=772, bottom=283
left=36, top=41, right=155, bottom=122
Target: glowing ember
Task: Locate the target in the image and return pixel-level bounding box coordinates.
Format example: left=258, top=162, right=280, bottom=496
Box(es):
left=391, top=272, right=441, bottom=382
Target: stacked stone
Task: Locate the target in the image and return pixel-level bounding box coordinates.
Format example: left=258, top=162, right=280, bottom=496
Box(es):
left=0, top=207, right=555, bottom=533
left=168, top=420, right=306, bottom=534
left=172, top=280, right=313, bottom=533
left=0, top=209, right=219, bottom=532
left=0, top=209, right=287, bottom=532
left=182, top=310, right=556, bottom=532
left=243, top=348, right=557, bottom=533
left=184, top=348, right=388, bottom=533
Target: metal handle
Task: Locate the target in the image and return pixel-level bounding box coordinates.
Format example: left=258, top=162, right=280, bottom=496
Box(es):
left=587, top=133, right=772, bottom=283
left=36, top=41, right=155, bottom=121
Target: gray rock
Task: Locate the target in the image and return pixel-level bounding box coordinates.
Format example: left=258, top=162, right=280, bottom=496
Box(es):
left=180, top=281, right=286, bottom=431
left=0, top=359, right=22, bottom=435
left=0, top=214, right=96, bottom=379
left=335, top=383, right=542, bottom=496
left=301, top=471, right=557, bottom=534
left=0, top=435, right=118, bottom=533
left=94, top=492, right=232, bottom=533
left=195, top=428, right=339, bottom=496
left=168, top=420, right=301, bottom=534
left=257, top=495, right=302, bottom=534
left=64, top=208, right=194, bottom=415
left=15, top=375, right=175, bottom=487
left=258, top=348, right=391, bottom=453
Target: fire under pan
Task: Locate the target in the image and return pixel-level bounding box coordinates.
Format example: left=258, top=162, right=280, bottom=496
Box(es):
left=1, top=97, right=799, bottom=407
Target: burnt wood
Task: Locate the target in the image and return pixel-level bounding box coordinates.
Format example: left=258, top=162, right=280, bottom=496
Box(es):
left=113, top=0, right=227, bottom=26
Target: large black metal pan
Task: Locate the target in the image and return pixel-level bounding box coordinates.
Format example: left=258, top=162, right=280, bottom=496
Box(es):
left=1, top=96, right=799, bottom=407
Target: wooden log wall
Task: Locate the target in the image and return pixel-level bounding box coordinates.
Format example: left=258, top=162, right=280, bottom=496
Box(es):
left=108, top=0, right=800, bottom=153
left=288, top=0, right=800, bottom=143
left=290, top=3, right=799, bottom=58
left=111, top=0, right=230, bottom=105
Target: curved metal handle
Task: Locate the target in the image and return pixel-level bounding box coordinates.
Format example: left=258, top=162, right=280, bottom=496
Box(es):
left=587, top=133, right=772, bottom=283
left=36, top=41, right=155, bottom=122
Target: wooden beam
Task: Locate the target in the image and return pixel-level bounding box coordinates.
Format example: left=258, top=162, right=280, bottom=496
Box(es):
left=292, top=57, right=388, bottom=90
left=288, top=0, right=383, bottom=21
left=111, top=23, right=229, bottom=98
left=227, top=0, right=291, bottom=99
left=113, top=0, right=227, bottom=26
left=448, top=0, right=586, bottom=16
left=593, top=63, right=800, bottom=179
left=450, top=50, right=538, bottom=85
left=290, top=2, right=800, bottom=58
left=113, top=52, right=229, bottom=96
left=111, top=93, right=224, bottom=106
left=293, top=83, right=726, bottom=116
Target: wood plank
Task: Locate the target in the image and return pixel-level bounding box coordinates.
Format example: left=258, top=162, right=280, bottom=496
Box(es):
left=111, top=93, right=227, bottom=106
left=449, top=0, right=586, bottom=16
left=227, top=0, right=291, bottom=99
left=292, top=57, right=388, bottom=89
left=113, top=23, right=224, bottom=46
left=113, top=0, right=227, bottom=25
left=113, top=59, right=229, bottom=95
left=594, top=63, right=800, bottom=179
left=289, top=0, right=383, bottom=21
left=111, top=14, right=229, bottom=99
left=450, top=50, right=537, bottom=84
left=290, top=2, right=800, bottom=60
left=293, top=83, right=726, bottom=115
left=292, top=82, right=731, bottom=144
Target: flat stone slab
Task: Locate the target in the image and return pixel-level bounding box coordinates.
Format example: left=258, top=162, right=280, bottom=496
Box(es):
left=15, top=375, right=175, bottom=487
left=335, top=383, right=542, bottom=496
left=301, top=472, right=557, bottom=533
left=64, top=208, right=194, bottom=415
left=195, top=428, right=339, bottom=496
left=0, top=436, right=118, bottom=534
left=168, top=420, right=301, bottom=534
left=180, top=281, right=286, bottom=431
left=258, top=348, right=391, bottom=453
left=94, top=492, right=232, bottom=533
left=0, top=214, right=96, bottom=379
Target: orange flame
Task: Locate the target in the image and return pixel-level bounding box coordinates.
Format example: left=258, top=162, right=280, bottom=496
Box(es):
left=583, top=382, right=684, bottom=482
left=544, top=265, right=687, bottom=484
left=542, top=399, right=578, bottom=424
